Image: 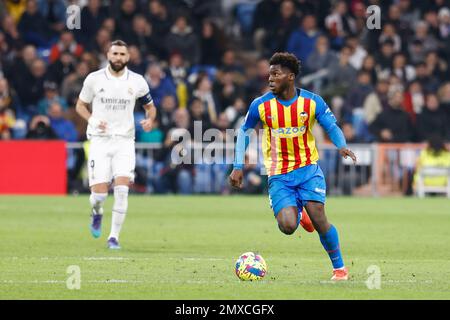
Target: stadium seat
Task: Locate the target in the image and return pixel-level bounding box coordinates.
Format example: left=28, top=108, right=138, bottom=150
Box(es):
left=416, top=166, right=450, bottom=198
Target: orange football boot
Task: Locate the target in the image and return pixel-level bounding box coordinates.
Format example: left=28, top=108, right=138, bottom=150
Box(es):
left=331, top=267, right=349, bottom=281
left=299, top=208, right=315, bottom=233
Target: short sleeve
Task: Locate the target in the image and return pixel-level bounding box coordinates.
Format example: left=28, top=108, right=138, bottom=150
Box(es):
left=136, top=76, right=153, bottom=105
left=314, top=94, right=337, bottom=131
left=78, top=74, right=95, bottom=103
left=241, top=98, right=261, bottom=131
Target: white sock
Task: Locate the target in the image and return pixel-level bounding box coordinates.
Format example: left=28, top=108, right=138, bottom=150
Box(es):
left=89, top=192, right=107, bottom=215
left=109, top=185, right=129, bottom=240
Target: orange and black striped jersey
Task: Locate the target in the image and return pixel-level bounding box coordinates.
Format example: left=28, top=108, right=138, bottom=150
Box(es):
left=236, top=88, right=343, bottom=177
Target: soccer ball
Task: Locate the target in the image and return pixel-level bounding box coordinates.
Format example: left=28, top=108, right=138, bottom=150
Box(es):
left=235, top=252, right=267, bottom=281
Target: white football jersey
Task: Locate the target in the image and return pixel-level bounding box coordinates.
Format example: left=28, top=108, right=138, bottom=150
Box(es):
left=79, top=66, right=152, bottom=139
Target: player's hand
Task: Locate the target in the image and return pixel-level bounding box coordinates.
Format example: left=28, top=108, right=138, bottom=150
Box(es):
left=339, top=147, right=357, bottom=164
left=88, top=117, right=107, bottom=133
left=140, top=118, right=153, bottom=132
left=229, top=169, right=244, bottom=189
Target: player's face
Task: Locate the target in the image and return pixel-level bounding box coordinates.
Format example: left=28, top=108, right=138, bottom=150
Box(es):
left=268, top=64, right=292, bottom=95
left=107, top=45, right=130, bottom=72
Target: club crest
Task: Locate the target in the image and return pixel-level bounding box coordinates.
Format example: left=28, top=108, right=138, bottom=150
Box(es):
left=299, top=111, right=308, bottom=123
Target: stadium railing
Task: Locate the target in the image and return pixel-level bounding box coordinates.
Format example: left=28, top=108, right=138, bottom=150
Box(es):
left=64, top=142, right=448, bottom=197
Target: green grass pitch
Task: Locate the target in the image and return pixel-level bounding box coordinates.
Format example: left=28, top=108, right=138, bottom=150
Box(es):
left=0, top=195, right=449, bottom=299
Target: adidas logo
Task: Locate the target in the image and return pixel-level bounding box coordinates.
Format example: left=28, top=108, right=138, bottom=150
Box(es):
left=99, top=88, right=105, bottom=93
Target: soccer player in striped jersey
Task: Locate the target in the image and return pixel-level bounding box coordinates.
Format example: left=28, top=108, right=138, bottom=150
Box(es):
left=229, top=52, right=356, bottom=281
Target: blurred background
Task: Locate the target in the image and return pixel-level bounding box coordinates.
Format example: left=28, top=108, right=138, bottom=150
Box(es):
left=0, top=0, right=449, bottom=197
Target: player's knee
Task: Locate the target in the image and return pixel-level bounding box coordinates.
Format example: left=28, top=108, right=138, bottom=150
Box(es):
left=278, top=222, right=297, bottom=235
left=113, top=185, right=129, bottom=214
left=276, top=208, right=298, bottom=235
left=90, top=192, right=107, bottom=207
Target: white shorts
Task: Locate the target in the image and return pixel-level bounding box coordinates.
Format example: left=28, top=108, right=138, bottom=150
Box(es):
left=87, top=136, right=135, bottom=187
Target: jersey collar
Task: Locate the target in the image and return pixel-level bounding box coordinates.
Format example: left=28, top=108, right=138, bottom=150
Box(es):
left=105, top=65, right=129, bottom=80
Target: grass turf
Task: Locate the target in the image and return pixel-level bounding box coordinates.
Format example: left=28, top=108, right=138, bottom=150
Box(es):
left=0, top=195, right=449, bottom=299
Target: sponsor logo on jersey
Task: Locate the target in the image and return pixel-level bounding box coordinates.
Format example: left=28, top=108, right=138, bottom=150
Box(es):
left=271, top=126, right=306, bottom=138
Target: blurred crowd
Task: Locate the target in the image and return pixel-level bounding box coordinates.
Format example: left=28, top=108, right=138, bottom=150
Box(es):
left=0, top=0, right=449, bottom=193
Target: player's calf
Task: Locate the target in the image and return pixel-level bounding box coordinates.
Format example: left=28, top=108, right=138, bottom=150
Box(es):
left=89, top=192, right=107, bottom=238
left=305, top=201, right=330, bottom=234
left=108, top=185, right=129, bottom=245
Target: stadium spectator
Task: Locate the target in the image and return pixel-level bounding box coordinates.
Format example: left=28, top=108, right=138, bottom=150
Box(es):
left=305, top=35, right=337, bottom=74
left=414, top=61, right=441, bottom=93
left=438, top=82, right=450, bottom=127
left=17, top=0, right=52, bottom=47
left=145, top=0, right=171, bottom=37
left=37, top=80, right=67, bottom=115
left=37, top=0, right=66, bottom=35
left=156, top=107, right=194, bottom=194
left=214, top=70, right=244, bottom=113
left=344, top=71, right=374, bottom=119
left=47, top=101, right=77, bottom=142
left=25, top=114, right=57, bottom=139
left=345, top=36, right=367, bottom=70
left=199, top=19, right=224, bottom=66
left=224, top=96, right=247, bottom=129
left=416, top=93, right=449, bottom=142
left=4, top=44, right=36, bottom=93
left=127, top=45, right=146, bottom=75
left=411, top=20, right=440, bottom=53
left=378, top=23, right=401, bottom=53
left=414, top=134, right=450, bottom=192
left=391, top=52, right=415, bottom=83
left=46, top=50, right=75, bottom=85
left=157, top=94, right=178, bottom=137
left=323, top=46, right=357, bottom=98
left=1, top=14, right=23, bottom=50
left=425, top=51, right=449, bottom=82
left=363, top=78, right=390, bottom=126
left=219, top=49, right=245, bottom=76
left=144, top=63, right=177, bottom=108
left=165, top=15, right=200, bottom=67
left=88, top=27, right=111, bottom=57
left=0, top=78, right=16, bottom=140
left=115, top=0, right=137, bottom=40
left=192, top=72, right=219, bottom=125
left=360, top=54, right=378, bottom=85
left=128, top=14, right=165, bottom=59
left=403, top=80, right=425, bottom=121
left=61, top=60, right=90, bottom=106
left=375, top=40, right=395, bottom=75
left=324, top=0, right=356, bottom=48
left=15, top=58, right=47, bottom=118
left=370, top=90, right=414, bottom=143
left=49, top=30, right=84, bottom=64
left=76, top=0, right=108, bottom=47
left=4, top=0, right=27, bottom=24
left=251, top=0, right=281, bottom=53
left=286, top=14, right=320, bottom=63
left=188, top=96, right=213, bottom=134
left=245, top=57, right=269, bottom=102
left=266, top=0, right=299, bottom=53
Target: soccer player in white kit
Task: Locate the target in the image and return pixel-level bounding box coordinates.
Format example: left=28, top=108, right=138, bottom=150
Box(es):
left=75, top=40, right=156, bottom=249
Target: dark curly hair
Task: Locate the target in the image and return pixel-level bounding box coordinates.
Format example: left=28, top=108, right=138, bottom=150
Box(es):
left=269, top=52, right=301, bottom=76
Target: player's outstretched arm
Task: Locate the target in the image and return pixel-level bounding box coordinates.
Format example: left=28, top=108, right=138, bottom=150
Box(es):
left=75, top=98, right=107, bottom=132
left=314, top=94, right=357, bottom=164
left=338, top=147, right=357, bottom=164
left=228, top=99, right=261, bottom=190
left=229, top=169, right=244, bottom=189
left=140, top=102, right=157, bottom=132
